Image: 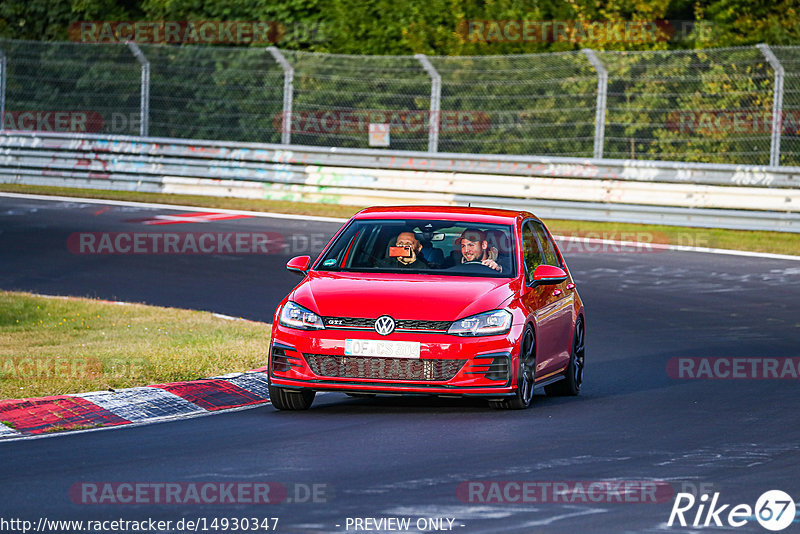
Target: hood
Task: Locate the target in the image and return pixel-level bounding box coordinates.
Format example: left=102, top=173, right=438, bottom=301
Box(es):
left=291, top=272, right=518, bottom=321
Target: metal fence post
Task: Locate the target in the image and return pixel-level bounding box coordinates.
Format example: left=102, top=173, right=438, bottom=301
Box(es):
left=0, top=48, right=6, bottom=132
left=268, top=46, right=294, bottom=145
left=415, top=54, right=441, bottom=153
left=757, top=44, right=785, bottom=167
left=582, top=48, right=608, bottom=160
left=127, top=42, right=150, bottom=137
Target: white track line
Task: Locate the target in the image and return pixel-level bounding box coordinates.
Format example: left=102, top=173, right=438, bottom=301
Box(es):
left=1, top=191, right=798, bottom=261
left=0, top=192, right=349, bottom=223
left=553, top=235, right=800, bottom=262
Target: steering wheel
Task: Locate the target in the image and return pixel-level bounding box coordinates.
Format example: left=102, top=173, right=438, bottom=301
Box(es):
left=458, top=260, right=496, bottom=271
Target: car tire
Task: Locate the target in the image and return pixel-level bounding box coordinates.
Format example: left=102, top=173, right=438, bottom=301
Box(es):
left=545, top=317, right=584, bottom=397
left=489, top=325, right=535, bottom=410
left=268, top=383, right=316, bottom=410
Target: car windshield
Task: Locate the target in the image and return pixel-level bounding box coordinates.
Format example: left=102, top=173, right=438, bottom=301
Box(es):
left=315, top=219, right=516, bottom=278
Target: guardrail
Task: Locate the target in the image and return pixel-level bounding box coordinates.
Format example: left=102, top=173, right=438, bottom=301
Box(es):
left=1, top=131, right=799, bottom=232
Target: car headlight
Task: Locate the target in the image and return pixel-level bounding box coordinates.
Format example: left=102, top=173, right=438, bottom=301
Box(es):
left=279, top=301, right=325, bottom=330
left=448, top=310, right=512, bottom=336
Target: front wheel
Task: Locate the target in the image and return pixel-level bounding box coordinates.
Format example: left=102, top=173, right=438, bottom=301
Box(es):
left=268, top=383, right=316, bottom=410
left=490, top=325, right=535, bottom=410
left=545, top=317, right=584, bottom=397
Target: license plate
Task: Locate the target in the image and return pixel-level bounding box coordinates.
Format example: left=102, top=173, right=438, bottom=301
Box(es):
left=344, top=339, right=421, bottom=359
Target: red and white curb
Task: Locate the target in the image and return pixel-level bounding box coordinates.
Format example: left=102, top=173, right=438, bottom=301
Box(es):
left=0, top=368, right=270, bottom=439
left=0, top=292, right=272, bottom=440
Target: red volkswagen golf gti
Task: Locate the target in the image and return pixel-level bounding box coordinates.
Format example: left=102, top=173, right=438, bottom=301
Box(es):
left=267, top=206, right=585, bottom=410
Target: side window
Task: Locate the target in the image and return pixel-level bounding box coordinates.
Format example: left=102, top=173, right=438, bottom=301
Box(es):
left=531, top=221, right=561, bottom=267
left=522, top=222, right=544, bottom=283
left=350, top=227, right=379, bottom=267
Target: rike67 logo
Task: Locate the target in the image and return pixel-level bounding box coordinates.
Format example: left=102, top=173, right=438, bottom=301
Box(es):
left=668, top=490, right=796, bottom=531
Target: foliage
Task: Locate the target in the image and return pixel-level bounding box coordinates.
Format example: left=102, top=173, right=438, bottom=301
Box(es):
left=2, top=0, right=799, bottom=54
left=1, top=0, right=799, bottom=164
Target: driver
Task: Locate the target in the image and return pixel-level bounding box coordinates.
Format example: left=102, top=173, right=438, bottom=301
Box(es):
left=459, top=228, right=502, bottom=272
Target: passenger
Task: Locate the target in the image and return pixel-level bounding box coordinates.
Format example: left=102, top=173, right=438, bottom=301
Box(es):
left=376, top=231, right=429, bottom=268
left=485, top=229, right=512, bottom=257
left=484, top=229, right=514, bottom=270
left=458, top=228, right=502, bottom=272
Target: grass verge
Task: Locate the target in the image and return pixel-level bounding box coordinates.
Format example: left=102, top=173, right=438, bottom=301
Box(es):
left=0, top=291, right=271, bottom=400
left=1, top=183, right=798, bottom=256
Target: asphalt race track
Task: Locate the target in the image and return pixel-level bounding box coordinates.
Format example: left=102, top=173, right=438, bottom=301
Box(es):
left=1, top=194, right=799, bottom=533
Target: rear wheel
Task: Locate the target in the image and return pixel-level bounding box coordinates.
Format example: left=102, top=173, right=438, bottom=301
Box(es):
left=545, top=317, right=584, bottom=396
left=490, top=325, right=535, bottom=410
left=268, top=383, right=316, bottom=410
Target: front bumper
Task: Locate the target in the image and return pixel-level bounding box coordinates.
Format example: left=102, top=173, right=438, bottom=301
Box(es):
left=268, top=323, right=524, bottom=397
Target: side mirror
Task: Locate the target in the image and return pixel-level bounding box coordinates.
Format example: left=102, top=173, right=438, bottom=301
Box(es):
left=532, top=265, right=568, bottom=286
left=286, top=255, right=311, bottom=275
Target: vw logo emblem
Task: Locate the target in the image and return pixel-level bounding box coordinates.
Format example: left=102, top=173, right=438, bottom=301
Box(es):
left=374, top=315, right=395, bottom=336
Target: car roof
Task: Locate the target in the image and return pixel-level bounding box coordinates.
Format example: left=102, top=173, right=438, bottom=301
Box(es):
left=353, top=205, right=536, bottom=224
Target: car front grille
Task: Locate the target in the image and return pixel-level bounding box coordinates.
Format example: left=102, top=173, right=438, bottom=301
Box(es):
left=322, top=317, right=451, bottom=332
left=305, top=355, right=465, bottom=381
left=396, top=319, right=451, bottom=331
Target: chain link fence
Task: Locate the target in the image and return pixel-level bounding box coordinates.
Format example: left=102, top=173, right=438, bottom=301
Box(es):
left=773, top=46, right=800, bottom=167
left=1, top=39, right=799, bottom=166
left=282, top=50, right=432, bottom=151
left=0, top=40, right=141, bottom=136
left=430, top=52, right=598, bottom=156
